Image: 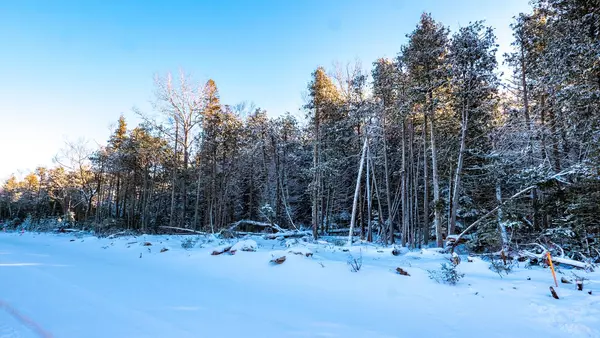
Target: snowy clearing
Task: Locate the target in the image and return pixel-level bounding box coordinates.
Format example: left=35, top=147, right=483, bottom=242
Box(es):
left=0, top=232, right=598, bottom=338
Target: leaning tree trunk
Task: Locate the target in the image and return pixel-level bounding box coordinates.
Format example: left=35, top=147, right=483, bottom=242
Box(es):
left=348, top=138, right=368, bottom=246
left=366, top=143, right=373, bottom=242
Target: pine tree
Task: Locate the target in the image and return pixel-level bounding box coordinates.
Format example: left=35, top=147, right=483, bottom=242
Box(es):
left=447, top=21, right=499, bottom=236
left=401, top=13, right=450, bottom=247
left=305, top=67, right=343, bottom=239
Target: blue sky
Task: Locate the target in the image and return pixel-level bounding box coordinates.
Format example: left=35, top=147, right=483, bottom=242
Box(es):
left=0, top=0, right=531, bottom=180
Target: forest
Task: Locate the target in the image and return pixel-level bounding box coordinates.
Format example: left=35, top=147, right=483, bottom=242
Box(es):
left=1, top=0, right=598, bottom=259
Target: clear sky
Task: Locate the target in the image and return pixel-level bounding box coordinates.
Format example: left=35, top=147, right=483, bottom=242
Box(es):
left=0, top=0, right=532, bottom=181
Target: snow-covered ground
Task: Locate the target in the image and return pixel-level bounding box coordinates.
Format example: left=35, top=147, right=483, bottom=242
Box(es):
left=0, top=232, right=598, bottom=338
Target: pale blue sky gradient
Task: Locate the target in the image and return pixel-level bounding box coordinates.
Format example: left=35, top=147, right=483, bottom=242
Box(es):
left=0, top=0, right=531, bottom=180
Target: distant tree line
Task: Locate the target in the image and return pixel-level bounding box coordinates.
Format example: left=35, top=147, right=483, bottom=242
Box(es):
left=1, top=0, right=598, bottom=255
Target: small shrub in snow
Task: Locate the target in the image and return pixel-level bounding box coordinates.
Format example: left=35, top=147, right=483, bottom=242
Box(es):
left=428, top=261, right=464, bottom=285
left=347, top=250, right=363, bottom=272
left=488, top=255, right=516, bottom=278
left=181, top=237, right=200, bottom=250
left=285, top=238, right=299, bottom=247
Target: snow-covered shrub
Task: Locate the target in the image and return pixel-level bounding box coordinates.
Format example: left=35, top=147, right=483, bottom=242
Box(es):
left=181, top=237, right=201, bottom=250
left=428, top=261, right=464, bottom=285
left=285, top=238, right=299, bottom=247
left=347, top=251, right=363, bottom=272
left=488, top=256, right=516, bottom=278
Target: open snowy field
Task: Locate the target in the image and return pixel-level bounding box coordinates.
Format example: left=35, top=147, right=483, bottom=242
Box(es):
left=0, top=232, right=598, bottom=338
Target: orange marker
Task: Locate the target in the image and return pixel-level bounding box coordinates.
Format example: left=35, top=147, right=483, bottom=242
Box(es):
left=547, top=252, right=558, bottom=287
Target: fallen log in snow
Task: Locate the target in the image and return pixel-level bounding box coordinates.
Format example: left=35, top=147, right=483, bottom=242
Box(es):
left=211, top=245, right=232, bottom=255
left=227, top=220, right=284, bottom=233
left=519, top=243, right=593, bottom=271
left=158, top=226, right=207, bottom=235
left=263, top=231, right=311, bottom=240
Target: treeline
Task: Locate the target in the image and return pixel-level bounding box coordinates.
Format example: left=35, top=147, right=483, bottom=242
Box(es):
left=1, top=0, right=599, bottom=254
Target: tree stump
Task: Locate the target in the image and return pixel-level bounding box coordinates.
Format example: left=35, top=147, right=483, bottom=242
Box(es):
left=395, top=267, right=410, bottom=276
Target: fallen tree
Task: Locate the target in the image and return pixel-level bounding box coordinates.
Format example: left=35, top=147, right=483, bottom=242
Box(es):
left=158, top=226, right=207, bottom=235
left=263, top=231, right=311, bottom=239
left=226, top=220, right=284, bottom=233
left=519, top=243, right=593, bottom=271
left=446, top=170, right=586, bottom=252
left=446, top=185, right=536, bottom=251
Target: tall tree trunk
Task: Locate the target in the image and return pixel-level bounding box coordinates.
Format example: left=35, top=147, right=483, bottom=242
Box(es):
left=429, top=119, right=443, bottom=247
left=496, top=180, right=509, bottom=252
left=520, top=43, right=539, bottom=232
left=548, top=102, right=561, bottom=172
left=182, top=131, right=189, bottom=227
left=366, top=143, right=372, bottom=242
left=169, top=121, right=179, bottom=228
left=193, top=159, right=202, bottom=230
left=382, top=114, right=393, bottom=245
left=450, top=109, right=468, bottom=236
left=312, top=112, right=320, bottom=240
left=115, top=174, right=121, bottom=218
left=401, top=119, right=407, bottom=246
left=422, top=115, right=429, bottom=245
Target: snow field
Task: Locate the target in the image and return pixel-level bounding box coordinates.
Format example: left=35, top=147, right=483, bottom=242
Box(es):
left=0, top=232, right=598, bottom=338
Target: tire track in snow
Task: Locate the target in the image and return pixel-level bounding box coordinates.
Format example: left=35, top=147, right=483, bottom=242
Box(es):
left=0, top=301, right=52, bottom=338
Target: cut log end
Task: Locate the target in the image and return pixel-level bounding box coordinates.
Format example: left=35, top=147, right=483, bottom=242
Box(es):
left=550, top=286, right=559, bottom=299
left=270, top=256, right=286, bottom=264
left=395, top=267, right=410, bottom=276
